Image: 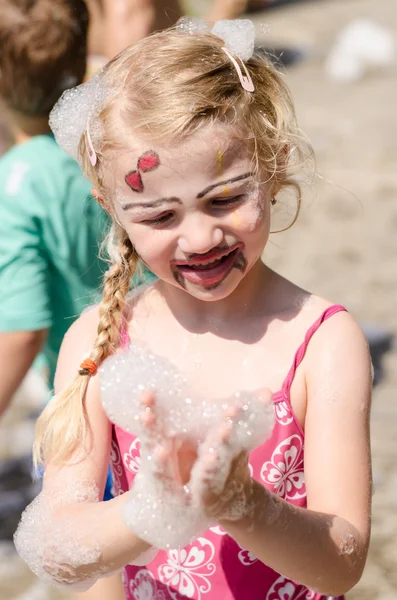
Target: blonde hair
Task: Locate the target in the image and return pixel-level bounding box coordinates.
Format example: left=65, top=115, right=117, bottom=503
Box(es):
left=35, top=27, right=312, bottom=467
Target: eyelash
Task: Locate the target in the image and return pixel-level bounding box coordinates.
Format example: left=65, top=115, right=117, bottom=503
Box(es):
left=142, top=212, right=174, bottom=226
left=211, top=195, right=245, bottom=207
left=141, top=196, right=245, bottom=227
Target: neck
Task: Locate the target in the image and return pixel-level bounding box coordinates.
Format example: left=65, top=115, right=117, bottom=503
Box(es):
left=7, top=110, right=51, bottom=145
left=158, top=260, right=274, bottom=333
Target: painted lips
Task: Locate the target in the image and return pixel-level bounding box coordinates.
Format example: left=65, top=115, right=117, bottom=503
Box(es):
left=172, top=244, right=244, bottom=287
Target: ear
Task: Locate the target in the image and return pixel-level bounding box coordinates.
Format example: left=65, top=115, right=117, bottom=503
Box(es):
left=91, top=188, right=110, bottom=213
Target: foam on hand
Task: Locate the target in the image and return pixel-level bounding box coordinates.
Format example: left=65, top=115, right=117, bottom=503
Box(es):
left=100, top=344, right=274, bottom=549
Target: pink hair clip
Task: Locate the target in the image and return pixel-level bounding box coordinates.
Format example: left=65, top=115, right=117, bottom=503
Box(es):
left=86, top=120, right=97, bottom=166
left=221, top=47, right=255, bottom=93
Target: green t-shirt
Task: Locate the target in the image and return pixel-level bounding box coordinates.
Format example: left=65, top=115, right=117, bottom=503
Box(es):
left=0, top=135, right=108, bottom=388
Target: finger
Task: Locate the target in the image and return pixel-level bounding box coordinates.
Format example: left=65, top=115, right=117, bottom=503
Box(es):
left=139, top=404, right=161, bottom=454
left=224, top=403, right=240, bottom=418
left=152, top=445, right=171, bottom=477
left=202, top=451, right=218, bottom=472
left=220, top=423, right=232, bottom=443
left=140, top=390, right=155, bottom=408
left=140, top=408, right=156, bottom=427
left=139, top=391, right=162, bottom=443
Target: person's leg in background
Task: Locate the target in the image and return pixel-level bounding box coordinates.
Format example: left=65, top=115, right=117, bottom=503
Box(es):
left=87, top=0, right=182, bottom=60
left=205, top=0, right=248, bottom=22
left=205, top=0, right=273, bottom=22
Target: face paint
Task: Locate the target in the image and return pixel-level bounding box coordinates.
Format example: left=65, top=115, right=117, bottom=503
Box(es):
left=170, top=244, right=247, bottom=291
left=232, top=212, right=241, bottom=228
left=217, top=151, right=223, bottom=177
left=125, top=150, right=160, bottom=193
left=111, top=125, right=272, bottom=304
left=216, top=151, right=229, bottom=196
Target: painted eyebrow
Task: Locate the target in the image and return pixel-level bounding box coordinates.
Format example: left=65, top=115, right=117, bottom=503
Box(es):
left=196, top=172, right=254, bottom=199
left=120, top=197, right=183, bottom=211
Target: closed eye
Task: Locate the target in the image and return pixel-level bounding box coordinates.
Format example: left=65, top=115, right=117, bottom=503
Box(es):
left=141, top=212, right=174, bottom=226
left=211, top=195, right=245, bottom=208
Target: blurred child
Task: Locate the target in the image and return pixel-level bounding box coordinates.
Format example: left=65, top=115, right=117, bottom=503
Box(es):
left=0, top=1, right=123, bottom=597
left=0, top=0, right=106, bottom=413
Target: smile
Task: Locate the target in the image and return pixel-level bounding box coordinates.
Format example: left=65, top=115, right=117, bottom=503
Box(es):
left=171, top=243, right=244, bottom=288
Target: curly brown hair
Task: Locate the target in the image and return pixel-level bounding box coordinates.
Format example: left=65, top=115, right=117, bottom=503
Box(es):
left=0, top=0, right=89, bottom=116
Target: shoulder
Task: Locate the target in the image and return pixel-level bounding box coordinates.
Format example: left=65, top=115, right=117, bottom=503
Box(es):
left=0, top=144, right=34, bottom=205
left=54, top=305, right=100, bottom=392
left=273, top=280, right=372, bottom=390
left=306, top=304, right=369, bottom=363
left=0, top=137, right=90, bottom=210
left=30, top=137, right=92, bottom=198
left=60, top=304, right=100, bottom=352
left=304, top=303, right=372, bottom=403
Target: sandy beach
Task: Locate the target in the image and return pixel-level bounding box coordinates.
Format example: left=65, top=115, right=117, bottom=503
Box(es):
left=1, top=0, right=396, bottom=598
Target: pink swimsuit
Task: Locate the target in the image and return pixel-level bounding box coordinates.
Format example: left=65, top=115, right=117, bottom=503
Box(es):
left=110, top=304, right=346, bottom=600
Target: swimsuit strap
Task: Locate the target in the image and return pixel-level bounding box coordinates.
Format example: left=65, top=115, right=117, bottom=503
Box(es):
left=120, top=318, right=130, bottom=349
left=281, top=304, right=347, bottom=396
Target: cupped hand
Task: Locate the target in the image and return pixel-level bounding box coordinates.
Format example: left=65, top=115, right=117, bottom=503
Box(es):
left=139, top=391, right=198, bottom=487
left=138, top=387, right=272, bottom=522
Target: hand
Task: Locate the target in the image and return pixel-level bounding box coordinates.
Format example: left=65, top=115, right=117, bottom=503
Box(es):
left=189, top=404, right=255, bottom=522
left=139, top=389, right=272, bottom=522
left=139, top=391, right=198, bottom=488
left=129, top=388, right=272, bottom=549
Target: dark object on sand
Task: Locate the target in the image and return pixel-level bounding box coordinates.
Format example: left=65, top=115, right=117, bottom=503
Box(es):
left=256, top=45, right=306, bottom=68
left=0, top=456, right=40, bottom=541
left=250, top=0, right=323, bottom=13
left=364, top=327, right=394, bottom=386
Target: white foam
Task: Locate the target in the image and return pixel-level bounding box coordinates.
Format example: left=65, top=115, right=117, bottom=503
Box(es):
left=101, top=343, right=272, bottom=449
left=176, top=17, right=209, bottom=35
left=211, top=20, right=255, bottom=61
left=100, top=344, right=274, bottom=549
left=14, top=479, right=103, bottom=590
left=176, top=17, right=256, bottom=62
left=325, top=19, right=396, bottom=82
left=49, top=71, right=108, bottom=163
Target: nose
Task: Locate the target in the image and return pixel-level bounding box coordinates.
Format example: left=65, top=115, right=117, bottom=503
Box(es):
left=178, top=215, right=223, bottom=255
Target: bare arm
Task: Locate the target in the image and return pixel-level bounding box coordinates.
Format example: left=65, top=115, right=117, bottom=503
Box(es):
left=74, top=573, right=125, bottom=600
left=221, top=312, right=372, bottom=596
left=0, top=329, right=47, bottom=417
left=18, top=310, right=150, bottom=586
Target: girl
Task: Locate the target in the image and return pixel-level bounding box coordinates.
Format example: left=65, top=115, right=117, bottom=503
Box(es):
left=16, top=20, right=372, bottom=600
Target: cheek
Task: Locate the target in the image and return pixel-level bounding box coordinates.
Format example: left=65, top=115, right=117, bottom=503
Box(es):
left=231, top=195, right=269, bottom=234
left=126, top=227, right=171, bottom=271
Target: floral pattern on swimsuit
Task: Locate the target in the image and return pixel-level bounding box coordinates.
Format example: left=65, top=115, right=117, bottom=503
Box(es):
left=110, top=305, right=347, bottom=600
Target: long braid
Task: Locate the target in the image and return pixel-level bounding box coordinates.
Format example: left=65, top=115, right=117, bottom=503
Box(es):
left=34, top=229, right=138, bottom=468
left=92, top=230, right=136, bottom=362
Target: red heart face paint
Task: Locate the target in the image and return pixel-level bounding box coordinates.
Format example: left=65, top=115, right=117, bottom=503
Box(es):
left=125, top=151, right=160, bottom=193
left=125, top=171, right=144, bottom=193
left=138, top=152, right=160, bottom=171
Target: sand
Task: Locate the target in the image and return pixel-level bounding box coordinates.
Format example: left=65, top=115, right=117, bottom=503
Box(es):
left=1, top=0, right=396, bottom=598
